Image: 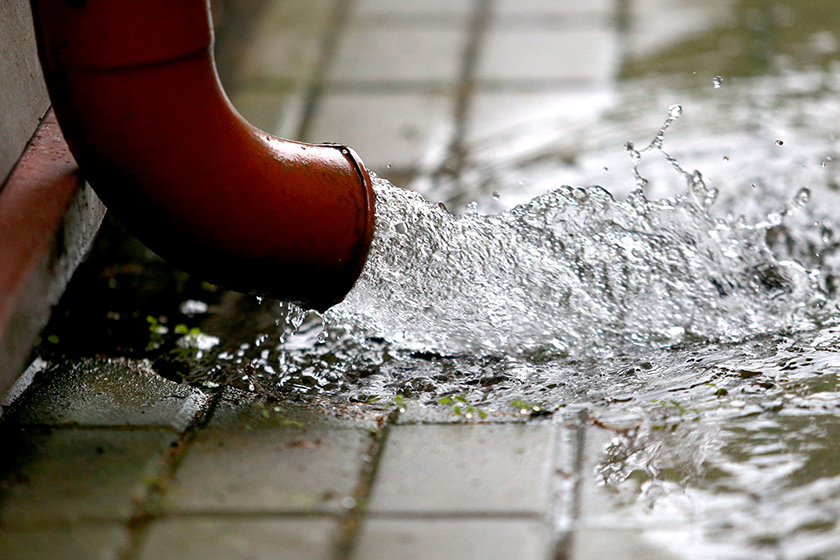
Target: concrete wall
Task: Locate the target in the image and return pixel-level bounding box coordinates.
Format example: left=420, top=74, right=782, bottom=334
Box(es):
left=0, top=0, right=50, bottom=187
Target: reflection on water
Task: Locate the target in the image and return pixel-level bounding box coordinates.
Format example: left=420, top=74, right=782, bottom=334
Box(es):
left=593, top=335, right=840, bottom=559
left=622, top=0, right=840, bottom=81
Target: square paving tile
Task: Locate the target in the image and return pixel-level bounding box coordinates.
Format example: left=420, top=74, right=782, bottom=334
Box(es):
left=0, top=428, right=176, bottom=524
left=237, top=29, right=323, bottom=86
left=0, top=523, right=130, bottom=560
left=493, top=0, right=614, bottom=16
left=369, top=424, right=555, bottom=514
left=229, top=87, right=305, bottom=138
left=353, top=518, right=550, bottom=560
left=308, top=91, right=455, bottom=172
left=234, top=0, right=334, bottom=85
left=137, top=517, right=338, bottom=560
left=354, top=0, right=475, bottom=18
left=14, top=359, right=210, bottom=431
left=464, top=89, right=614, bottom=144
left=328, top=26, right=467, bottom=84
left=575, top=425, right=640, bottom=529
left=477, top=26, right=618, bottom=84
left=571, top=528, right=684, bottom=560
left=165, top=397, right=372, bottom=514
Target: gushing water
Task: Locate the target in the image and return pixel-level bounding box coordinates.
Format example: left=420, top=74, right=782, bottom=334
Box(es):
left=162, top=72, right=840, bottom=560
left=324, top=106, right=822, bottom=359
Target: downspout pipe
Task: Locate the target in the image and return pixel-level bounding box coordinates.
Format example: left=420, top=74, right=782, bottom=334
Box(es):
left=30, top=0, right=375, bottom=312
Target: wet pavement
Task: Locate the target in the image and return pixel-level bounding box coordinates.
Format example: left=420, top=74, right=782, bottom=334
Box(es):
left=5, top=0, right=840, bottom=558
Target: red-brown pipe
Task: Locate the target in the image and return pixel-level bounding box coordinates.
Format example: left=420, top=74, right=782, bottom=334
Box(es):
left=30, top=0, right=374, bottom=312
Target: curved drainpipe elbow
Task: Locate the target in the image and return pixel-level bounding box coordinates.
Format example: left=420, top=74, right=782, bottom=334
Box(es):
left=30, top=0, right=375, bottom=312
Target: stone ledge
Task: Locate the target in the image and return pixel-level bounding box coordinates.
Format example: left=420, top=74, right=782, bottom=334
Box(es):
left=0, top=110, right=106, bottom=399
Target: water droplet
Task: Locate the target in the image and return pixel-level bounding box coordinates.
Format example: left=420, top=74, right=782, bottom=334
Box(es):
left=668, top=104, right=683, bottom=118
left=713, top=76, right=723, bottom=88
left=776, top=140, right=784, bottom=146
left=624, top=141, right=635, bottom=152
left=704, top=187, right=719, bottom=208
left=394, top=222, right=408, bottom=234
left=492, top=191, right=500, bottom=200
left=794, top=187, right=811, bottom=206
left=723, top=156, right=729, bottom=161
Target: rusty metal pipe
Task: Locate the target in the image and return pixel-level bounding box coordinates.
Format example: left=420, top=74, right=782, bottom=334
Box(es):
left=30, top=0, right=375, bottom=312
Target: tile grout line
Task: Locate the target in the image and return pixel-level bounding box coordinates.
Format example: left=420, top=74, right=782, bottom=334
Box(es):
left=212, top=0, right=273, bottom=92
left=120, top=388, right=224, bottom=560
left=295, top=0, right=357, bottom=142
left=613, top=0, right=633, bottom=78
left=549, top=408, right=589, bottom=560
left=332, top=407, right=400, bottom=560
left=438, top=0, right=495, bottom=184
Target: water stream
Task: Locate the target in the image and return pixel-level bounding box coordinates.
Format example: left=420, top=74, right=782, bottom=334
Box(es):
left=166, top=74, right=840, bottom=559
left=183, top=89, right=840, bottom=414
left=325, top=105, right=821, bottom=360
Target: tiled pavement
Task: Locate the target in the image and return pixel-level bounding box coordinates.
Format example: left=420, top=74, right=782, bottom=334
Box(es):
left=221, top=0, right=622, bottom=180
left=0, top=359, right=590, bottom=559
left=2, top=0, right=707, bottom=558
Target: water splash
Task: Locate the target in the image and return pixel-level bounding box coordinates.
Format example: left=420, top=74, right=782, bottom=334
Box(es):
left=324, top=109, right=822, bottom=359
